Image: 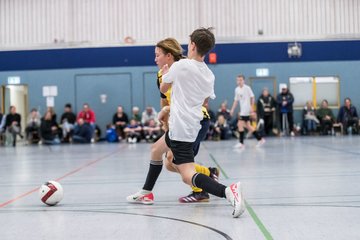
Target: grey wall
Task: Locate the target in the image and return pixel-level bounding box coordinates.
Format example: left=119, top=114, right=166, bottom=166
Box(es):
left=1, top=60, right=359, bottom=134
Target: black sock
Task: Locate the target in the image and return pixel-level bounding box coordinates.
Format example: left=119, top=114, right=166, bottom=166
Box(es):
left=143, top=160, right=163, bottom=191
left=253, top=130, right=262, bottom=141
left=239, top=131, right=244, bottom=144
left=192, top=173, right=226, bottom=198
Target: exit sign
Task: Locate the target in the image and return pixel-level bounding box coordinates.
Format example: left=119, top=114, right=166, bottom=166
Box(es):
left=7, top=76, right=21, bottom=85
left=256, top=68, right=269, bottom=77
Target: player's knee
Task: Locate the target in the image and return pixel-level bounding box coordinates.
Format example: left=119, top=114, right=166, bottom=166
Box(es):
left=164, top=159, right=173, bottom=171
left=150, top=144, right=162, bottom=160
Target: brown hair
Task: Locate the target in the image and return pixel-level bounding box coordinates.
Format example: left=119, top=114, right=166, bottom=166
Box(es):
left=189, top=27, right=215, bottom=56
left=156, top=38, right=184, bottom=61
left=237, top=74, right=245, bottom=80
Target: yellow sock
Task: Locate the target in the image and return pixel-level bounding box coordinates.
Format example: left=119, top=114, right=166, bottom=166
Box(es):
left=195, top=163, right=210, bottom=176
left=190, top=164, right=211, bottom=192
left=191, top=186, right=203, bottom=192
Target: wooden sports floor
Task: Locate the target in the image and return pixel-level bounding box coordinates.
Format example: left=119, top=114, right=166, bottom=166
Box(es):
left=1, top=136, right=359, bottom=239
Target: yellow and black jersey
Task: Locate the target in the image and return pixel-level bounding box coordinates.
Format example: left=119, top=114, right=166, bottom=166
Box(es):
left=157, top=70, right=171, bottom=104
left=157, top=69, right=211, bottom=121
left=201, top=106, right=210, bottom=120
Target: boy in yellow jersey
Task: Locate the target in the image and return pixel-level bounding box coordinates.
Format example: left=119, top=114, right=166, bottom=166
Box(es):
left=126, top=38, right=219, bottom=204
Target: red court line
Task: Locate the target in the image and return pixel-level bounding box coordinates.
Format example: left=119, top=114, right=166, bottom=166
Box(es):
left=0, top=147, right=124, bottom=208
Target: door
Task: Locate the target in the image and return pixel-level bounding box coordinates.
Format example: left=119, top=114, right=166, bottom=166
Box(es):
left=75, top=73, right=132, bottom=137
left=249, top=77, right=277, bottom=101
left=143, top=71, right=161, bottom=111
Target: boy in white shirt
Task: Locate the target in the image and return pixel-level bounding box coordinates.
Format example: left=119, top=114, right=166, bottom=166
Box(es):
left=162, top=28, right=245, bottom=217
left=230, top=75, right=265, bottom=148
left=128, top=28, right=245, bottom=218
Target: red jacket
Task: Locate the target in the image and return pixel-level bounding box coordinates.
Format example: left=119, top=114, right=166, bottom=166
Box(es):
left=77, top=110, right=96, bottom=124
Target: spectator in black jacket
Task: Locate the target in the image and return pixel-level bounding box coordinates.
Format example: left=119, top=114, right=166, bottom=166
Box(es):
left=40, top=111, right=61, bottom=145
left=5, top=106, right=23, bottom=146
left=61, top=103, right=76, bottom=142
left=337, top=97, right=359, bottom=134
left=257, top=88, right=276, bottom=136
left=276, top=86, right=295, bottom=136
left=112, top=106, right=129, bottom=141
left=73, top=118, right=92, bottom=143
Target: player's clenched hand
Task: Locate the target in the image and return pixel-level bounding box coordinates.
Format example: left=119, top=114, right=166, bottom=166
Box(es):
left=158, top=107, right=169, bottom=123
left=161, top=64, right=169, bottom=75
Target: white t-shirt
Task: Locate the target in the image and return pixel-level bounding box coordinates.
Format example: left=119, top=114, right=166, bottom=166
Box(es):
left=162, top=59, right=215, bottom=142
left=234, top=85, right=254, bottom=116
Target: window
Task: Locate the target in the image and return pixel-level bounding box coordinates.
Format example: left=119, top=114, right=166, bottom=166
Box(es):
left=289, top=76, right=340, bottom=108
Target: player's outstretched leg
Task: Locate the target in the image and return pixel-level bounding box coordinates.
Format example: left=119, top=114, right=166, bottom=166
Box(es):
left=126, top=135, right=169, bottom=205
left=178, top=165, right=220, bottom=203
left=165, top=151, right=220, bottom=203
left=177, top=163, right=245, bottom=218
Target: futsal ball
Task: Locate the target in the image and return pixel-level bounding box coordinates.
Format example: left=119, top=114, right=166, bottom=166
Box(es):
left=39, top=181, right=63, bottom=206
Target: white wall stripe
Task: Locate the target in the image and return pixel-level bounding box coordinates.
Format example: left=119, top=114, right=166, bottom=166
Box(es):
left=0, top=0, right=359, bottom=49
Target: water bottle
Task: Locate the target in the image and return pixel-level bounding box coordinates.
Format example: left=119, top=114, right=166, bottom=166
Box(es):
left=349, top=126, right=352, bottom=135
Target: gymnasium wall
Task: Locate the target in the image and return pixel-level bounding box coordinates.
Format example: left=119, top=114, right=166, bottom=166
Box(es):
left=1, top=0, right=359, bottom=49
left=0, top=40, right=360, bottom=134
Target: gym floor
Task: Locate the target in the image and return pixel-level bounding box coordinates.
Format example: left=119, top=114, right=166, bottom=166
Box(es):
left=1, top=136, right=359, bottom=240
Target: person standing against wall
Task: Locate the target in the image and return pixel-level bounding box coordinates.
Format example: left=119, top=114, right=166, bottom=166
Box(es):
left=276, top=85, right=295, bottom=136
left=257, top=88, right=276, bottom=136
left=230, top=75, right=265, bottom=148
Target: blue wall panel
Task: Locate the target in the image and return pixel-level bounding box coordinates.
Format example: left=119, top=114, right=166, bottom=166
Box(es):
left=0, top=40, right=359, bottom=71
left=1, top=40, right=360, bottom=129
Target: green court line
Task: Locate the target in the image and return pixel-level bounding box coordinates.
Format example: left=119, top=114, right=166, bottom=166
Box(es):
left=208, top=152, right=229, bottom=179
left=245, top=200, right=274, bottom=240
left=203, top=143, right=273, bottom=240
left=202, top=143, right=229, bottom=179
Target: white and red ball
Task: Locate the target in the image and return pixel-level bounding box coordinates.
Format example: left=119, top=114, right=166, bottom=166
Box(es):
left=39, top=181, right=63, bottom=206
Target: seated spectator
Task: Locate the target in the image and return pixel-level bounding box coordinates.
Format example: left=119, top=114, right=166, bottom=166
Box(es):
left=141, top=106, right=158, bottom=125
left=131, top=106, right=142, bottom=125
left=105, top=124, right=118, bottom=143
left=317, top=99, right=335, bottom=135
left=112, top=106, right=129, bottom=141
left=124, top=119, right=143, bottom=143
left=60, top=103, right=77, bottom=142
left=0, top=108, right=4, bottom=133
left=143, top=119, right=161, bottom=142
left=213, top=115, right=232, bottom=140
left=77, top=103, right=96, bottom=141
left=47, top=106, right=57, bottom=124
left=337, top=97, right=359, bottom=134
left=204, top=102, right=216, bottom=140
left=257, top=88, right=276, bottom=136
left=302, top=101, right=319, bottom=135
left=25, top=108, right=41, bottom=143
left=216, top=102, right=231, bottom=121
left=73, top=118, right=92, bottom=143
left=0, top=108, right=5, bottom=145
left=5, top=106, right=23, bottom=147
left=40, top=111, right=61, bottom=145
left=0, top=109, right=3, bottom=128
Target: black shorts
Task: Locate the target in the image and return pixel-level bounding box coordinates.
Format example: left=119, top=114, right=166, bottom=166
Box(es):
left=165, top=131, right=194, bottom=165
left=238, top=115, right=250, bottom=122
left=193, top=119, right=210, bottom=156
